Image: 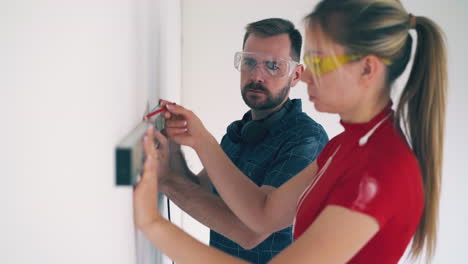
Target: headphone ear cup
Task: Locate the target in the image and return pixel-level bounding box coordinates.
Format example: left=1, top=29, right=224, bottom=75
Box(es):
left=241, top=121, right=268, bottom=144
left=227, top=120, right=243, bottom=143
left=227, top=99, right=292, bottom=144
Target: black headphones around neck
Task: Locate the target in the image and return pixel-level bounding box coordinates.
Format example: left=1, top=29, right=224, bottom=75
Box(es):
left=227, top=99, right=292, bottom=144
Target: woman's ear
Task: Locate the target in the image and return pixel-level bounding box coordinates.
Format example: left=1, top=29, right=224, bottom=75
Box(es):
left=360, top=55, right=383, bottom=86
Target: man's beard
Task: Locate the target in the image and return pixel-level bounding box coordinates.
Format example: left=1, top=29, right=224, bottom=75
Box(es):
left=241, top=81, right=291, bottom=111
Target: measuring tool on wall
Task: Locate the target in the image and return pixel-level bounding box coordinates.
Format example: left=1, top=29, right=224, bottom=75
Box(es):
left=115, top=104, right=169, bottom=186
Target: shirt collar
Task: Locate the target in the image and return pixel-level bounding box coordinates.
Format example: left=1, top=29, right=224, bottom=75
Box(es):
left=340, top=101, right=394, bottom=136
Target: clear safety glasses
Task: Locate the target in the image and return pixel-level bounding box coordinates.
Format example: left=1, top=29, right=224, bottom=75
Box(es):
left=234, top=51, right=299, bottom=78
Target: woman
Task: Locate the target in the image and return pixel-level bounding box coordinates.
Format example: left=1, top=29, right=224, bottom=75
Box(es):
left=134, top=0, right=447, bottom=263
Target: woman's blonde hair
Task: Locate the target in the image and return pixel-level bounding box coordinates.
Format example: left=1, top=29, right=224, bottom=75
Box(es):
left=305, top=0, right=447, bottom=262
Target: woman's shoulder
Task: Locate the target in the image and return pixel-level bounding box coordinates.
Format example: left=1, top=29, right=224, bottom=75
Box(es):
left=366, top=124, right=421, bottom=181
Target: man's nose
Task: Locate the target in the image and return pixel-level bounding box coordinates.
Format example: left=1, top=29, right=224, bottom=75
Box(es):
left=249, top=66, right=265, bottom=83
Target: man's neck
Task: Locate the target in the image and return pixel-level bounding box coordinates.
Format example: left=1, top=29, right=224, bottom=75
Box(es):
left=251, top=99, right=288, bottom=120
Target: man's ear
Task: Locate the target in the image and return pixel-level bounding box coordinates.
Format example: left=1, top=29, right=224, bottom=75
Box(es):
left=291, top=64, right=305, bottom=87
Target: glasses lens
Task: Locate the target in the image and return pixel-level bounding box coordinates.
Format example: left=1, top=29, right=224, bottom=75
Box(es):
left=304, top=56, right=320, bottom=76
left=234, top=52, right=242, bottom=71
left=264, top=60, right=289, bottom=77
left=304, top=55, right=366, bottom=76
left=304, top=56, right=340, bottom=76
left=240, top=56, right=257, bottom=73
left=235, top=52, right=293, bottom=78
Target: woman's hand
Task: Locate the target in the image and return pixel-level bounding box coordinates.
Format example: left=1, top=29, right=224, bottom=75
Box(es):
left=160, top=100, right=214, bottom=151
left=133, top=124, right=170, bottom=231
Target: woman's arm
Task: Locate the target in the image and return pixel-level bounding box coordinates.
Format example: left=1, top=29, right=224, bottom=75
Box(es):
left=163, top=104, right=318, bottom=233
left=141, top=205, right=379, bottom=264
left=197, top=135, right=318, bottom=233
left=134, top=125, right=248, bottom=264
left=159, top=172, right=272, bottom=249
left=270, top=205, right=380, bottom=264
left=141, top=218, right=248, bottom=264
left=135, top=125, right=379, bottom=264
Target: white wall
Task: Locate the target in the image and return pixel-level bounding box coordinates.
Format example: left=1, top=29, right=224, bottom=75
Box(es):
left=180, top=0, right=468, bottom=263
left=1, top=0, right=179, bottom=263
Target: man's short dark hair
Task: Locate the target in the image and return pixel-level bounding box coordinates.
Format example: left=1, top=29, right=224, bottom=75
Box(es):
left=242, top=18, right=302, bottom=62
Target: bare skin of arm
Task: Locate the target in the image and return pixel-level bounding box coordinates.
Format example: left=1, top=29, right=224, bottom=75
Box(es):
left=159, top=115, right=276, bottom=249
left=163, top=103, right=318, bottom=234
left=160, top=169, right=275, bottom=249
left=167, top=142, right=212, bottom=192
left=134, top=126, right=380, bottom=264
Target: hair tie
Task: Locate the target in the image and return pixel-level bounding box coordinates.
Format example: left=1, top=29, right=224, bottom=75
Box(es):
left=408, top=14, right=417, bottom=29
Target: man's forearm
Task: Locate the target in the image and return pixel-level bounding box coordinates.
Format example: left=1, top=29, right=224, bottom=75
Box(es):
left=169, top=149, right=199, bottom=184
left=160, top=174, right=269, bottom=250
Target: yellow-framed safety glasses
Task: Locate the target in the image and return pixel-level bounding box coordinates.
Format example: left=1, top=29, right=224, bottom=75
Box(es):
left=303, top=54, right=392, bottom=77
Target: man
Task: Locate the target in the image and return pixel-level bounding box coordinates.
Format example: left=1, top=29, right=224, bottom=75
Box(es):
left=159, top=18, right=328, bottom=264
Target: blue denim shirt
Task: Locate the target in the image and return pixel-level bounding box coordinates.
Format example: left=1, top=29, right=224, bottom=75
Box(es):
left=210, top=99, right=328, bottom=264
